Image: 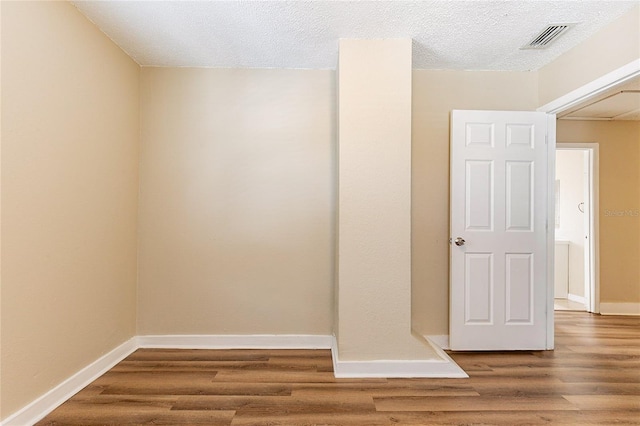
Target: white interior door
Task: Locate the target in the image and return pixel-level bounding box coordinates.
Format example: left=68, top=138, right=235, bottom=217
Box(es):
left=450, top=110, right=550, bottom=350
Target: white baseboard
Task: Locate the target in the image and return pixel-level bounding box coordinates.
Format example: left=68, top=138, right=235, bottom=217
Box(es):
left=137, top=334, right=333, bottom=349
left=1, top=338, right=138, bottom=426
left=426, top=334, right=450, bottom=350
left=330, top=336, right=467, bottom=378
left=567, top=293, right=587, bottom=305
left=599, top=303, right=640, bottom=316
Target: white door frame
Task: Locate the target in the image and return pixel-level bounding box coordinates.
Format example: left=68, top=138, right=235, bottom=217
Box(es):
left=537, top=59, right=640, bottom=348
left=537, top=59, right=640, bottom=115
left=555, top=143, right=600, bottom=314
left=545, top=116, right=556, bottom=349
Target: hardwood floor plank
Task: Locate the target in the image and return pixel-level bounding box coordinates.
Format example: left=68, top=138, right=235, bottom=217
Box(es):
left=292, top=384, right=479, bottom=398
left=472, top=381, right=640, bottom=397
left=100, top=382, right=293, bottom=396
left=35, top=402, right=234, bottom=425
left=126, top=349, right=270, bottom=361
left=95, top=371, right=223, bottom=395
left=565, top=345, right=640, bottom=356
left=94, top=371, right=218, bottom=385
left=213, top=370, right=386, bottom=383
left=374, top=395, right=579, bottom=412
left=173, top=393, right=374, bottom=411
left=231, top=412, right=400, bottom=426
left=555, top=370, right=640, bottom=384
left=454, top=352, right=640, bottom=368
left=231, top=410, right=640, bottom=426
left=234, top=400, right=376, bottom=416
left=563, top=394, right=640, bottom=410
left=111, top=359, right=320, bottom=372
left=463, top=367, right=639, bottom=382
left=266, top=355, right=334, bottom=369
left=460, top=376, right=568, bottom=393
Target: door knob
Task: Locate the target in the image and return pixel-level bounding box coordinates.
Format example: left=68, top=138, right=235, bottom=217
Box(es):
left=454, top=237, right=465, bottom=246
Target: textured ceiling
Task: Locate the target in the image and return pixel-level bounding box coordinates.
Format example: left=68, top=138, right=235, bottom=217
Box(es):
left=72, top=1, right=638, bottom=71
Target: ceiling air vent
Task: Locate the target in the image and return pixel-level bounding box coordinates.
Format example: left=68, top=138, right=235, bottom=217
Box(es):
left=521, top=24, right=573, bottom=49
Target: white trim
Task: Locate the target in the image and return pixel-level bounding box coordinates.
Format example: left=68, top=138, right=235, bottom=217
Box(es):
left=546, top=113, right=557, bottom=350
left=330, top=336, right=467, bottom=378
left=425, top=335, right=450, bottom=350
left=137, top=334, right=333, bottom=349
left=537, top=59, right=640, bottom=114
left=560, top=117, right=613, bottom=121
left=333, top=355, right=468, bottom=379
left=423, top=336, right=467, bottom=378
left=599, top=303, right=640, bottom=316
left=330, top=335, right=340, bottom=374
left=0, top=338, right=138, bottom=426
left=585, top=146, right=599, bottom=314
left=567, top=293, right=587, bottom=305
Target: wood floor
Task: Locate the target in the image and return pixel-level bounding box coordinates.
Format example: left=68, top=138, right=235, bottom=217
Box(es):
left=38, top=312, right=640, bottom=425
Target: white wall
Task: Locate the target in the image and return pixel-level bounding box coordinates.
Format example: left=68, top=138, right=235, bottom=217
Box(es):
left=555, top=149, right=586, bottom=299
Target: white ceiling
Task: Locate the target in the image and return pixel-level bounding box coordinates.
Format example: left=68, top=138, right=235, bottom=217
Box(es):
left=71, top=1, right=638, bottom=71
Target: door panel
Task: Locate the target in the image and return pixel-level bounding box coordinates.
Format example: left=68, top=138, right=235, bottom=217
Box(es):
left=506, top=161, right=533, bottom=231
left=450, top=110, right=549, bottom=351
left=464, top=253, right=493, bottom=324
left=505, top=253, right=533, bottom=323
left=466, top=161, right=494, bottom=230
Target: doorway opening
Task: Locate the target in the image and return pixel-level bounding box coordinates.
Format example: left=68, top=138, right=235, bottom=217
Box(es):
left=554, top=144, right=599, bottom=313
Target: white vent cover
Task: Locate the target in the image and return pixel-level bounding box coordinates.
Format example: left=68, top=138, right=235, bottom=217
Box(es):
left=521, top=24, right=574, bottom=49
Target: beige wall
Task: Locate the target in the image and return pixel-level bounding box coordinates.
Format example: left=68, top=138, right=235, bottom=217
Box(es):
left=337, top=39, right=436, bottom=361
left=557, top=120, right=640, bottom=304
left=538, top=6, right=640, bottom=106
left=137, top=67, right=334, bottom=335
left=1, top=1, right=139, bottom=419
left=411, top=70, right=539, bottom=336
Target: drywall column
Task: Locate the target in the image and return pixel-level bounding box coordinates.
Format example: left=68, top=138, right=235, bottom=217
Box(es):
left=336, top=39, right=436, bottom=362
